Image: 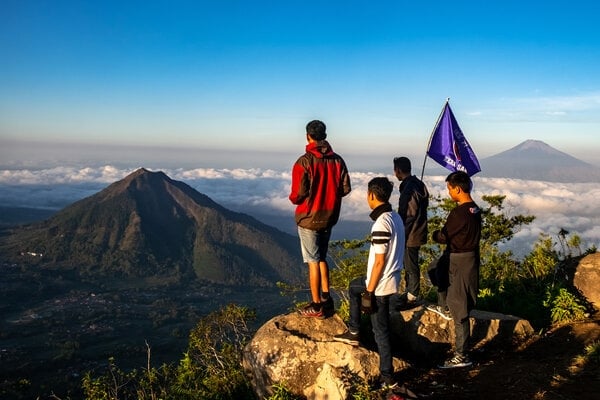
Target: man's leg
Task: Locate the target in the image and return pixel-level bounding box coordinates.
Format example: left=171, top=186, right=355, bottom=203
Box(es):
left=308, top=261, right=322, bottom=304
left=347, top=277, right=366, bottom=333
left=297, top=227, right=324, bottom=316
left=404, top=246, right=420, bottom=298
left=447, top=252, right=476, bottom=356
left=316, top=229, right=332, bottom=300
left=371, top=295, right=393, bottom=382
left=319, top=260, right=330, bottom=296
left=333, top=277, right=363, bottom=345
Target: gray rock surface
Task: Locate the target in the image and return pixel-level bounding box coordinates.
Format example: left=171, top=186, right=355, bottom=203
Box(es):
left=573, top=252, right=600, bottom=310
left=243, top=306, right=533, bottom=399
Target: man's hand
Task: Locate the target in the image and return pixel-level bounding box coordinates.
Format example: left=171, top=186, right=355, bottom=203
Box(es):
left=361, top=291, right=376, bottom=314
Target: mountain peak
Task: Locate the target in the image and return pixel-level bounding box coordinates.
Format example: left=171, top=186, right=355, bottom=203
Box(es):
left=123, top=167, right=170, bottom=183
left=0, top=170, right=303, bottom=286
left=509, top=140, right=566, bottom=156
left=480, top=140, right=600, bottom=182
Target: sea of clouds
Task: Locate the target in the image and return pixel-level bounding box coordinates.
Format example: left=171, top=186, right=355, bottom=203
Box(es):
left=1, top=165, right=599, bottom=258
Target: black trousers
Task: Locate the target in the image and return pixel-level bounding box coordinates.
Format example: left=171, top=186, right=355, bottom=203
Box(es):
left=446, top=251, right=479, bottom=355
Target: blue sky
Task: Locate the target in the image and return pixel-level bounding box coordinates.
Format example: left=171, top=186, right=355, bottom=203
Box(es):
left=2, top=0, right=600, bottom=170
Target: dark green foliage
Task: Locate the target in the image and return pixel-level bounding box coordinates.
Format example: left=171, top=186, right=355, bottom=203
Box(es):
left=265, top=382, right=305, bottom=400
left=329, top=194, right=593, bottom=330
left=173, top=304, right=256, bottom=399
left=81, top=304, right=257, bottom=400
left=82, top=354, right=174, bottom=400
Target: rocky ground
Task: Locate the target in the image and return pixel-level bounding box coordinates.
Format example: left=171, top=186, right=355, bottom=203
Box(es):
left=397, top=313, right=600, bottom=400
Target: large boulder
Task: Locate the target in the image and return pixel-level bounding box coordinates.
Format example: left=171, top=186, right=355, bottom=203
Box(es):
left=573, top=252, right=600, bottom=310
left=243, top=307, right=533, bottom=399
left=391, top=305, right=535, bottom=359
left=242, top=312, right=409, bottom=399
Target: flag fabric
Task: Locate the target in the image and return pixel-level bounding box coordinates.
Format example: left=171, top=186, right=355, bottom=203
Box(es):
left=427, top=102, right=481, bottom=176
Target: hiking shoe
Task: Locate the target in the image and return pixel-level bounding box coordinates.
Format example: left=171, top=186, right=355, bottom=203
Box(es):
left=333, top=330, right=359, bottom=346
left=321, top=296, right=335, bottom=315
left=376, top=376, right=398, bottom=391
left=404, top=295, right=423, bottom=309
left=426, top=304, right=452, bottom=320
left=394, top=292, right=423, bottom=310
left=438, top=353, right=473, bottom=369
left=298, top=303, right=324, bottom=319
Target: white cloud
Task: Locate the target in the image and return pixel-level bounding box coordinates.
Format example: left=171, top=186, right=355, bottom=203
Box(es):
left=1, top=166, right=599, bottom=256
left=507, top=92, right=600, bottom=120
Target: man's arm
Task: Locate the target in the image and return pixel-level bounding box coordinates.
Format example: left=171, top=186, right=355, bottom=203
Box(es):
left=340, top=160, right=351, bottom=197
left=289, top=160, right=309, bottom=204
left=366, top=253, right=386, bottom=292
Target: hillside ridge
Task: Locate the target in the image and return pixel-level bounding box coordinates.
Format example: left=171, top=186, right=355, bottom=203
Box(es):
left=0, top=168, right=303, bottom=287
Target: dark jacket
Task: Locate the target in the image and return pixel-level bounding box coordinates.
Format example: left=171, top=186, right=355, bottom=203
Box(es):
left=398, top=175, right=429, bottom=247
left=289, top=140, right=351, bottom=230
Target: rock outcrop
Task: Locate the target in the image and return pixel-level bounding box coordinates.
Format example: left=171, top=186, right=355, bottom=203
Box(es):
left=390, top=305, right=535, bottom=359
left=573, top=252, right=600, bottom=310
left=242, top=313, right=409, bottom=399
left=243, top=306, right=534, bottom=399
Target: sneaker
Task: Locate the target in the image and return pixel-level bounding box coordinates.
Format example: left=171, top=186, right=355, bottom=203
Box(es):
left=425, top=304, right=452, bottom=320
left=376, top=376, right=398, bottom=391
left=298, top=303, right=324, bottom=319
left=333, top=330, right=359, bottom=346
left=438, top=353, right=473, bottom=369
left=321, top=296, right=335, bottom=315
left=394, top=292, right=423, bottom=310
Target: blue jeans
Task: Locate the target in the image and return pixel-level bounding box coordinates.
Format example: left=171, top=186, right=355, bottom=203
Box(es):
left=347, top=277, right=393, bottom=380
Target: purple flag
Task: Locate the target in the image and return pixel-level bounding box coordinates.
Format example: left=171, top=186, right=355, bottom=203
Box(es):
left=427, top=102, right=481, bottom=176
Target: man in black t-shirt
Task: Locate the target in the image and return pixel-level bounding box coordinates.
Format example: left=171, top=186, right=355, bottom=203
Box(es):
left=432, top=171, right=481, bottom=369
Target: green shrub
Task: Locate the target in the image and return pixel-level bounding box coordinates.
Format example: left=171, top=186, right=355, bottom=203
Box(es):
left=330, top=194, right=593, bottom=331
left=265, top=382, right=303, bottom=400
left=545, top=286, right=587, bottom=324
left=82, top=304, right=257, bottom=400
left=584, top=340, right=600, bottom=364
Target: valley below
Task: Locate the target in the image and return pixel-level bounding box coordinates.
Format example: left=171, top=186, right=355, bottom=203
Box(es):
left=0, top=263, right=294, bottom=399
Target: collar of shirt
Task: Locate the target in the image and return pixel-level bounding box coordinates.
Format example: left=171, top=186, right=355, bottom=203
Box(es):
left=369, top=203, right=392, bottom=221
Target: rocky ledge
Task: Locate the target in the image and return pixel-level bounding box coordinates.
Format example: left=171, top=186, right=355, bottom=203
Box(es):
left=243, top=305, right=534, bottom=399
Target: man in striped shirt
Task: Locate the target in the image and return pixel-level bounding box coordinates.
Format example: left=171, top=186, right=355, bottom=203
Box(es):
left=334, top=177, right=405, bottom=390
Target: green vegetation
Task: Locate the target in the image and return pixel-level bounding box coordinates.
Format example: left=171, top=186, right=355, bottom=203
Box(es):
left=3, top=195, right=597, bottom=399
left=329, top=194, right=594, bottom=328
left=81, top=304, right=257, bottom=400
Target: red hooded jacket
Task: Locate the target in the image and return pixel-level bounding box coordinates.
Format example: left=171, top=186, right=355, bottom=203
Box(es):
left=289, top=140, right=351, bottom=230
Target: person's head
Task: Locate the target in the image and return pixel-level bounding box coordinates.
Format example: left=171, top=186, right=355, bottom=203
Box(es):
left=393, top=156, right=412, bottom=180
left=306, top=120, right=327, bottom=141
left=367, top=177, right=394, bottom=208
left=445, top=171, right=472, bottom=202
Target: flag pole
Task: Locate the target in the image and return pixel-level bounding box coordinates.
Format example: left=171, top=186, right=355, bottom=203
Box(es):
left=420, top=98, right=450, bottom=181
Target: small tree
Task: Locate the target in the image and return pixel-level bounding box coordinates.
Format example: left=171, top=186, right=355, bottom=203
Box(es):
left=172, top=303, right=256, bottom=399
left=81, top=304, right=257, bottom=400
left=328, top=237, right=370, bottom=320
left=328, top=193, right=592, bottom=328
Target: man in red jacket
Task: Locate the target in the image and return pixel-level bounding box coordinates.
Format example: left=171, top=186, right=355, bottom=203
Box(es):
left=289, top=120, right=351, bottom=318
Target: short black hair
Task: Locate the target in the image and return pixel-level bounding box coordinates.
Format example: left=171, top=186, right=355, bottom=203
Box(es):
left=368, top=177, right=394, bottom=202
left=306, top=120, right=327, bottom=141
left=445, top=171, right=472, bottom=193
left=393, top=156, right=411, bottom=173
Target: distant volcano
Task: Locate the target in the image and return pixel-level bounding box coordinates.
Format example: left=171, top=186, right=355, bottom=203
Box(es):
left=479, top=140, right=600, bottom=182
left=0, top=168, right=304, bottom=286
